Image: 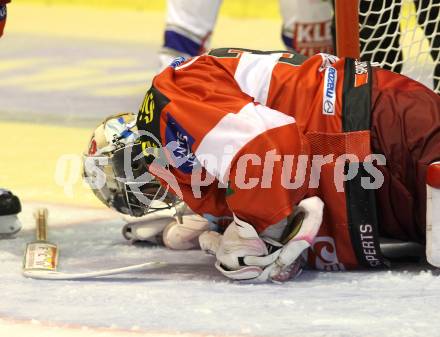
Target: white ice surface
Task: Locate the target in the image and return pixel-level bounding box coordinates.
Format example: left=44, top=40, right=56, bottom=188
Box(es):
left=1, top=202, right=440, bottom=337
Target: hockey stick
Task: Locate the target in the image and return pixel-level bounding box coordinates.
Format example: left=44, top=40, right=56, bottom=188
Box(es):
left=23, top=208, right=166, bottom=280
left=22, top=261, right=166, bottom=280
left=23, top=208, right=59, bottom=273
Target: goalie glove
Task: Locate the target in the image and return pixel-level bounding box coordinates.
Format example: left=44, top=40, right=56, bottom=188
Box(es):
left=199, top=196, right=324, bottom=282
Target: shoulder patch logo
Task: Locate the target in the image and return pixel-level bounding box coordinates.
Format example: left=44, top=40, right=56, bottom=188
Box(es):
left=354, top=60, right=369, bottom=88
left=165, top=114, right=200, bottom=174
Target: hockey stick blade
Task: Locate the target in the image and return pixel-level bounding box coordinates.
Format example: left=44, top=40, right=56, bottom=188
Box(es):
left=22, top=261, right=166, bottom=280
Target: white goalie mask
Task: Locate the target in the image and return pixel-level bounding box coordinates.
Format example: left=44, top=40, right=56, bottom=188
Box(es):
left=82, top=113, right=179, bottom=217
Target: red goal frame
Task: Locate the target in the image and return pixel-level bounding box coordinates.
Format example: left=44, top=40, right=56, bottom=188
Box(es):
left=334, top=0, right=360, bottom=58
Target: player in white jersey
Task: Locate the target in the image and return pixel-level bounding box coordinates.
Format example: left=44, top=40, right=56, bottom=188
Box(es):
left=158, top=0, right=334, bottom=70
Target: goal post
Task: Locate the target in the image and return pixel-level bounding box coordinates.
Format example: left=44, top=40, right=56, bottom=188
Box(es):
left=334, top=0, right=360, bottom=58
left=334, top=0, right=440, bottom=94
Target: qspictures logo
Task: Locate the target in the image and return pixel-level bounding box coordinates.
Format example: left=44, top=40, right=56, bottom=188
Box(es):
left=56, top=141, right=386, bottom=203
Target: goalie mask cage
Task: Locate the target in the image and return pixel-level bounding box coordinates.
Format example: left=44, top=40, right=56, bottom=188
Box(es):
left=335, top=0, right=440, bottom=94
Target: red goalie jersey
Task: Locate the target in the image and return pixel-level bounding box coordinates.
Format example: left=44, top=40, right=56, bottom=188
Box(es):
left=136, top=48, right=440, bottom=271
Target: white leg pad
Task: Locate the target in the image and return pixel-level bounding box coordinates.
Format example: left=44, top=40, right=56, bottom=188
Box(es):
left=426, top=185, right=440, bottom=267
left=162, top=214, right=209, bottom=250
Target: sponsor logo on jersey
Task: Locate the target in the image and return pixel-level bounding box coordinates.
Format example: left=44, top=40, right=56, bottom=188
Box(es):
left=318, top=53, right=339, bottom=72
left=165, top=114, right=199, bottom=174
left=354, top=60, right=369, bottom=87
left=310, top=236, right=345, bottom=271
left=358, top=223, right=382, bottom=267
left=322, top=66, right=337, bottom=115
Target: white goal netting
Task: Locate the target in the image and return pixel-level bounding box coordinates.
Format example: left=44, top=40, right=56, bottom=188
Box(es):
left=358, top=0, right=439, bottom=94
